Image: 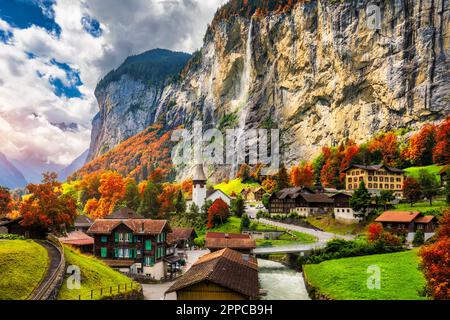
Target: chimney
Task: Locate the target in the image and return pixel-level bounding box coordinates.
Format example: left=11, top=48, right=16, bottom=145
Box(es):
left=141, top=222, right=145, bottom=233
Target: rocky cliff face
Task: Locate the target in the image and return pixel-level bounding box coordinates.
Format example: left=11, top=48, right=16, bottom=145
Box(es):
left=87, top=0, right=450, bottom=181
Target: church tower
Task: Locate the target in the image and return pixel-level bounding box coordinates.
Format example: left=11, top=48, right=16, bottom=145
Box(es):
left=192, top=164, right=207, bottom=209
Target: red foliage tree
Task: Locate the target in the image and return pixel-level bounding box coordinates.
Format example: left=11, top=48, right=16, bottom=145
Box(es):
left=0, top=186, right=12, bottom=216
left=339, top=141, right=360, bottom=183
left=433, top=117, right=450, bottom=164
left=207, top=198, right=230, bottom=229
left=158, top=184, right=179, bottom=216
left=403, top=177, right=423, bottom=206
left=368, top=132, right=399, bottom=166
left=20, top=172, right=77, bottom=232
left=404, top=124, right=437, bottom=166
left=419, top=209, right=450, bottom=300
left=367, top=223, right=384, bottom=242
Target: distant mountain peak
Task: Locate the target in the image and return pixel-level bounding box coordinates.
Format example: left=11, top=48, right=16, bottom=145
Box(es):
left=0, top=152, right=27, bottom=189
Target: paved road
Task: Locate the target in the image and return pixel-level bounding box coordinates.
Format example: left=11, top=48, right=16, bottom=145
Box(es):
left=245, top=205, right=354, bottom=242
left=142, top=249, right=209, bottom=300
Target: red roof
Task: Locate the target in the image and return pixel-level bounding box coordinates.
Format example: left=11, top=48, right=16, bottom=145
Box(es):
left=59, top=231, right=94, bottom=246
left=205, top=232, right=256, bottom=250
left=375, top=211, right=421, bottom=223
left=414, top=216, right=436, bottom=224
left=87, top=219, right=170, bottom=235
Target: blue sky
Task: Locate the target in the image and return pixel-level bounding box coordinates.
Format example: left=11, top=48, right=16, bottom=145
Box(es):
left=0, top=0, right=222, bottom=171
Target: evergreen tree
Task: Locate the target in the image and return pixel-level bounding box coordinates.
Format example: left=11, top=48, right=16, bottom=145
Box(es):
left=124, top=180, right=140, bottom=211
left=138, top=181, right=160, bottom=218
left=418, top=170, right=439, bottom=205
left=379, top=190, right=395, bottom=211
left=240, top=214, right=251, bottom=232
left=276, top=164, right=290, bottom=191
left=350, top=181, right=371, bottom=220
left=231, top=195, right=245, bottom=218
left=175, top=189, right=186, bottom=214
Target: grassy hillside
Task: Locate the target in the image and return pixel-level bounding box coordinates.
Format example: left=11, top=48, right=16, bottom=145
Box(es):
left=58, top=246, right=139, bottom=300
left=392, top=201, right=448, bottom=213
left=214, top=178, right=261, bottom=196
left=404, top=165, right=443, bottom=182
left=304, top=250, right=426, bottom=300
left=0, top=240, right=48, bottom=300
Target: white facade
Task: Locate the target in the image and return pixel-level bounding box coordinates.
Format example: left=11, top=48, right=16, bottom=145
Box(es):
left=334, top=208, right=363, bottom=224
left=193, top=182, right=207, bottom=209
left=142, top=261, right=166, bottom=280
left=207, top=190, right=231, bottom=206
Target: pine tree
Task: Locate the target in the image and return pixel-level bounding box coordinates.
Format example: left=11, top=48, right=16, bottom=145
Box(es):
left=350, top=181, right=371, bottom=220
left=231, top=195, right=245, bottom=218
left=276, top=164, right=290, bottom=191
left=138, top=181, right=160, bottom=218
left=175, top=189, right=186, bottom=214
left=124, top=180, right=140, bottom=211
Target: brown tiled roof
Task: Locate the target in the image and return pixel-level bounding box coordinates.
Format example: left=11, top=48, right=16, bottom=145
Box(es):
left=168, top=227, right=197, bottom=243
left=103, top=259, right=135, bottom=267
left=105, top=208, right=144, bottom=219
left=414, top=216, right=436, bottom=224
left=74, top=215, right=93, bottom=227
left=300, top=193, right=334, bottom=204
left=205, top=232, right=256, bottom=250
left=375, top=211, right=420, bottom=223
left=59, top=231, right=94, bottom=246
left=342, top=164, right=404, bottom=173
left=166, top=248, right=259, bottom=298
left=87, top=219, right=170, bottom=235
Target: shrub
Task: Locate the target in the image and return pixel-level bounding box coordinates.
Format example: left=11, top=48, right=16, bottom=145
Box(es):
left=0, top=234, right=26, bottom=240
left=413, top=230, right=425, bottom=247
left=240, top=215, right=251, bottom=231
left=193, top=237, right=205, bottom=248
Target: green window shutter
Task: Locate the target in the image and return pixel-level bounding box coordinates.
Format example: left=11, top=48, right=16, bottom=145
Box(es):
left=150, top=256, right=155, bottom=266
left=145, top=240, right=152, bottom=250
left=114, top=248, right=118, bottom=258
left=101, top=247, right=107, bottom=258
left=114, top=232, right=119, bottom=243
left=129, top=233, right=133, bottom=243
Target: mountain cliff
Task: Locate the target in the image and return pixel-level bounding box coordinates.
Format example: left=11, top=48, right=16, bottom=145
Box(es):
left=83, top=0, right=450, bottom=182
left=0, top=152, right=27, bottom=189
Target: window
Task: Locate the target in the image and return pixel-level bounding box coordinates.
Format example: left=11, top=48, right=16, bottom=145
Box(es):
left=145, top=240, right=152, bottom=251
left=136, top=250, right=141, bottom=257
left=118, top=248, right=123, bottom=258
left=390, top=184, right=394, bottom=189
left=390, top=178, right=394, bottom=182
left=373, top=177, right=378, bottom=182
left=101, top=236, right=108, bottom=243
left=374, top=183, right=378, bottom=188
left=359, top=177, right=363, bottom=181
left=387, top=223, right=392, bottom=229
left=101, top=247, right=107, bottom=258
left=119, top=233, right=124, bottom=242
left=379, top=177, right=383, bottom=182
left=144, top=256, right=155, bottom=267
left=368, top=176, right=372, bottom=181
left=124, top=248, right=129, bottom=258
left=385, top=184, right=389, bottom=189
left=397, top=185, right=401, bottom=189
left=368, top=183, right=372, bottom=188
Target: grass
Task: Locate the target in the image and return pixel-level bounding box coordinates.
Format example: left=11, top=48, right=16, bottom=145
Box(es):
left=0, top=240, right=48, bottom=300
left=392, top=200, right=447, bottom=213
left=57, top=246, right=139, bottom=300
left=214, top=178, right=261, bottom=196
left=303, top=250, right=426, bottom=300
left=195, top=216, right=317, bottom=247
left=404, top=164, right=443, bottom=182
left=304, top=215, right=368, bottom=236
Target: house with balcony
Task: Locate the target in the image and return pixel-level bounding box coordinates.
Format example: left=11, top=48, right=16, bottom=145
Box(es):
left=87, top=208, right=172, bottom=280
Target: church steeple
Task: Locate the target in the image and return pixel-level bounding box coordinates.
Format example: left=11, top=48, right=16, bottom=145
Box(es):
left=192, top=164, right=207, bottom=208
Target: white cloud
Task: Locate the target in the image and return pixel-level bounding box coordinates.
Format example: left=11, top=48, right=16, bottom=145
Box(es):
left=0, top=0, right=223, bottom=169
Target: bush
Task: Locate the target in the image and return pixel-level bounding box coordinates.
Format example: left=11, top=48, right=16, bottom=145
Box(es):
left=193, top=237, right=205, bottom=248
left=0, top=234, right=25, bottom=240
left=413, top=230, right=425, bottom=247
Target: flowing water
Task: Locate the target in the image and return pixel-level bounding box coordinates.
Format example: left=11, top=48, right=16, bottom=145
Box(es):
left=258, top=259, right=311, bottom=300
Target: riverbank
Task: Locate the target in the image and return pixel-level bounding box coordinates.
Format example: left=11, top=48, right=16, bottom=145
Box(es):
left=303, top=250, right=427, bottom=300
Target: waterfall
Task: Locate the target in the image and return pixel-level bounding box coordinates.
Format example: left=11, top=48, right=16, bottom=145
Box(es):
left=231, top=19, right=253, bottom=176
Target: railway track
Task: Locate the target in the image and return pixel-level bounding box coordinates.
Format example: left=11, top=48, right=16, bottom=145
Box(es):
left=30, top=236, right=65, bottom=300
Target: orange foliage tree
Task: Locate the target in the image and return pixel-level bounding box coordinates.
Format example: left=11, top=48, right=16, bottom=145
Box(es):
left=404, top=124, right=437, bottom=166
left=368, top=132, right=399, bottom=166
left=420, top=209, right=450, bottom=300
left=207, top=198, right=230, bottom=229
left=158, top=183, right=179, bottom=216
left=290, top=162, right=314, bottom=188
left=433, top=117, right=450, bottom=164
left=367, top=223, right=384, bottom=242
left=262, top=177, right=277, bottom=194
left=84, top=171, right=126, bottom=219
left=20, top=172, right=77, bottom=232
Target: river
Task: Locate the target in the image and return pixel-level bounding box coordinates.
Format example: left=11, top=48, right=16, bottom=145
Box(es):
left=258, top=259, right=310, bottom=300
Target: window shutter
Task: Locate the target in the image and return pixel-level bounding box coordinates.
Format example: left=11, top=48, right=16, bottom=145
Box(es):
left=114, top=248, right=118, bottom=258
left=114, top=232, right=119, bottom=243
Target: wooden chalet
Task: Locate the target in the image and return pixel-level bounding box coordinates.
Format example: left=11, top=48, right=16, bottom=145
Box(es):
left=87, top=208, right=172, bottom=280
left=166, top=248, right=259, bottom=300
left=0, top=217, right=47, bottom=238
left=74, top=215, right=93, bottom=233
left=438, top=165, right=449, bottom=186
left=205, top=232, right=256, bottom=254
left=375, top=211, right=438, bottom=242
left=167, top=227, right=197, bottom=249
left=269, top=187, right=333, bottom=214
left=241, top=187, right=265, bottom=202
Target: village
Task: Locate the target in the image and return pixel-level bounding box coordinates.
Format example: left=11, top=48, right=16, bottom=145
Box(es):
left=1, top=157, right=449, bottom=300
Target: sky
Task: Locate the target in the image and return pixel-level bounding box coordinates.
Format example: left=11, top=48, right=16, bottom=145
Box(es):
left=0, top=0, right=225, bottom=170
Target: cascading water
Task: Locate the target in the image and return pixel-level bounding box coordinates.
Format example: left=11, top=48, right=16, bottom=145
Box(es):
left=231, top=19, right=253, bottom=175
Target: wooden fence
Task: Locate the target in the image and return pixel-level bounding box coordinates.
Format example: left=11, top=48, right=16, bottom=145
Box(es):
left=77, top=282, right=138, bottom=300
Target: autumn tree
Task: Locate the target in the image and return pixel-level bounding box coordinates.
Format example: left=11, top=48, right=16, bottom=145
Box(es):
left=368, top=132, right=399, bottom=166
left=419, top=209, right=450, bottom=299
left=262, top=178, right=277, bottom=194
left=339, top=142, right=360, bottom=183
left=367, top=223, right=383, bottom=242
left=124, top=179, right=140, bottom=212
left=321, top=148, right=342, bottom=188
left=349, top=181, right=371, bottom=220
left=20, top=172, right=77, bottom=233
left=433, top=117, right=450, bottom=164
left=237, top=164, right=251, bottom=182
left=404, top=124, right=437, bottom=166
left=0, top=186, right=12, bottom=216
left=403, top=177, right=423, bottom=206
left=138, top=180, right=160, bottom=218
left=290, top=162, right=314, bottom=188
left=158, top=184, right=178, bottom=216
left=207, top=198, right=230, bottom=229
left=418, top=170, right=439, bottom=206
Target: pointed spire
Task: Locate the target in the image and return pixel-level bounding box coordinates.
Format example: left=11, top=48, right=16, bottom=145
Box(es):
left=193, top=164, right=206, bottom=182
